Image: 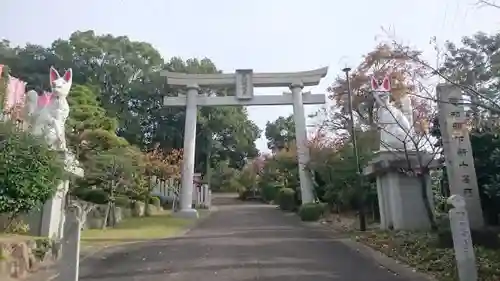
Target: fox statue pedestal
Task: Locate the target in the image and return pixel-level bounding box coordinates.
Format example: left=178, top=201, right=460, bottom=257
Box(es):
left=363, top=151, right=438, bottom=230
left=37, top=153, right=84, bottom=239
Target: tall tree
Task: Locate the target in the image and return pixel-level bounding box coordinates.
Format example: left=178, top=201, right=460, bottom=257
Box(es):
left=439, top=31, right=500, bottom=126
left=0, top=30, right=261, bottom=173
left=265, top=115, right=295, bottom=152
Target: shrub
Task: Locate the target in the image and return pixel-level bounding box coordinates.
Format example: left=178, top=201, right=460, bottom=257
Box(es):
left=149, top=196, right=161, bottom=208
left=5, top=219, right=30, bottom=234
left=82, top=189, right=109, bottom=205
left=0, top=121, right=65, bottom=229
left=298, top=202, right=326, bottom=221
left=115, top=196, right=131, bottom=207
left=238, top=188, right=248, bottom=200
left=260, top=182, right=280, bottom=203
left=278, top=188, right=296, bottom=211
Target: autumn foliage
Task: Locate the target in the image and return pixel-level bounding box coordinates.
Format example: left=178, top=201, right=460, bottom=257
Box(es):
left=143, top=144, right=183, bottom=183
left=328, top=43, right=433, bottom=134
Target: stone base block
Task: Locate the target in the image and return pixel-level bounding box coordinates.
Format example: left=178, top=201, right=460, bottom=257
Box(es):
left=364, top=151, right=438, bottom=231
left=173, top=208, right=199, bottom=219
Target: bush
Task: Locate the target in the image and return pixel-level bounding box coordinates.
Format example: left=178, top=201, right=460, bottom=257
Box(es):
left=149, top=196, right=161, bottom=208
left=437, top=228, right=500, bottom=249
left=278, top=188, right=296, bottom=211
left=5, top=219, right=30, bottom=234
left=115, top=196, right=131, bottom=207
left=260, top=182, right=280, bottom=203
left=81, top=189, right=109, bottom=204
left=238, top=188, right=248, bottom=200
left=0, top=121, right=65, bottom=226
left=298, top=202, right=326, bottom=221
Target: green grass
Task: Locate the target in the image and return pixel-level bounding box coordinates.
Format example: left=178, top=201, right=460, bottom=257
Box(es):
left=83, top=212, right=190, bottom=242
left=81, top=210, right=209, bottom=249
left=0, top=233, right=41, bottom=241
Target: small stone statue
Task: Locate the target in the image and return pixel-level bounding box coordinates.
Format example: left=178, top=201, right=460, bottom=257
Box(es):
left=371, top=76, right=414, bottom=151
left=25, top=67, right=72, bottom=152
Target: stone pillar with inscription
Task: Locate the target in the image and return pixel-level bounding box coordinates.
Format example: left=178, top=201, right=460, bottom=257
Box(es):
left=437, top=84, right=484, bottom=229
left=447, top=194, right=478, bottom=281
left=55, top=205, right=83, bottom=281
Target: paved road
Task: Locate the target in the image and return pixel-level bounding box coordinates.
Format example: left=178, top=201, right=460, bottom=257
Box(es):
left=79, top=199, right=413, bottom=281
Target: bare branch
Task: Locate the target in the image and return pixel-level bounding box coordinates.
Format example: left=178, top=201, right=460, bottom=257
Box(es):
left=478, top=0, right=500, bottom=9
left=390, top=42, right=500, bottom=115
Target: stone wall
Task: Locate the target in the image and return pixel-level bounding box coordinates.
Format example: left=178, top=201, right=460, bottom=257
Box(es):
left=0, top=236, right=57, bottom=280
left=83, top=202, right=163, bottom=229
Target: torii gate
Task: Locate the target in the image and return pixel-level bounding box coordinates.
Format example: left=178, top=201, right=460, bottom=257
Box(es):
left=161, top=67, right=328, bottom=218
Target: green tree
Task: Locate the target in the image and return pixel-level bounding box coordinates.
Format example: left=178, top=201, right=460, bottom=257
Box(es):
left=66, top=84, right=120, bottom=152
left=0, top=40, right=59, bottom=92
left=439, top=31, right=500, bottom=119
left=82, top=146, right=143, bottom=228
left=265, top=115, right=295, bottom=151
left=210, top=161, right=242, bottom=192
left=0, top=121, right=65, bottom=230
left=1, top=30, right=261, bottom=176
left=308, top=134, right=374, bottom=211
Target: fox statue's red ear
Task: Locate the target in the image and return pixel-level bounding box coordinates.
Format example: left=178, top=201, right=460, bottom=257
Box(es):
left=382, top=76, right=391, bottom=91
left=63, top=69, right=72, bottom=82
left=50, top=66, right=59, bottom=84
left=370, top=76, right=379, bottom=90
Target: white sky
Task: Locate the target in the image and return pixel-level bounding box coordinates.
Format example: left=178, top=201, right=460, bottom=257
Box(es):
left=2, top=0, right=500, bottom=152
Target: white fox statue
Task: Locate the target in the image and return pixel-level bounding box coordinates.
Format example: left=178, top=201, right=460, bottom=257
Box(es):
left=25, top=66, right=72, bottom=151
left=371, top=75, right=414, bottom=151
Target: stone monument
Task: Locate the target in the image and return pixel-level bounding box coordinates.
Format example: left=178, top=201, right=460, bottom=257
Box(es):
left=363, top=76, right=437, bottom=230
left=161, top=67, right=328, bottom=218
left=437, top=84, right=484, bottom=229
left=447, top=194, right=477, bottom=281
left=23, top=67, right=84, bottom=239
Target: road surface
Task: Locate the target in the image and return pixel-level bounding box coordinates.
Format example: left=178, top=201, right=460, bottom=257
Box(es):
left=79, top=197, right=418, bottom=281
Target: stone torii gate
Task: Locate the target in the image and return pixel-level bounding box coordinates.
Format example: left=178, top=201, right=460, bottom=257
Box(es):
left=161, top=67, right=328, bottom=218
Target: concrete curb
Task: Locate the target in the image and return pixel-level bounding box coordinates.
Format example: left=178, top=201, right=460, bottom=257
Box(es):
left=39, top=208, right=217, bottom=281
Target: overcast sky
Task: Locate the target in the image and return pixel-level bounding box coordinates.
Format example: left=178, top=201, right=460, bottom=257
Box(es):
left=3, top=0, right=499, bottom=152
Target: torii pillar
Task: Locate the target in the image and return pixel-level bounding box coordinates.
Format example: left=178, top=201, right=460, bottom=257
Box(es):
left=161, top=67, right=328, bottom=218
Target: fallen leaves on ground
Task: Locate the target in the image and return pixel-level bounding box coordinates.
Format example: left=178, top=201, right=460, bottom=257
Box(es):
left=356, top=231, right=500, bottom=281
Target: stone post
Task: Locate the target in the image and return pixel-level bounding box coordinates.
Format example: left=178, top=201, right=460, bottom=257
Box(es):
left=177, top=84, right=199, bottom=218
left=290, top=82, right=314, bottom=204
left=437, top=84, right=484, bottom=228
left=56, top=205, right=82, bottom=281
left=447, top=195, right=477, bottom=281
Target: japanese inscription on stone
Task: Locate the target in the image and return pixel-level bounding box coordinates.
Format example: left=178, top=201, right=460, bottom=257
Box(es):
left=447, top=195, right=477, bottom=281
left=437, top=84, right=484, bottom=228
left=236, top=69, right=254, bottom=100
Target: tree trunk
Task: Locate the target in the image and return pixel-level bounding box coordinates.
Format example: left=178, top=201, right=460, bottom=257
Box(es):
left=358, top=202, right=367, bottom=231
left=418, top=173, right=438, bottom=231
left=101, top=202, right=111, bottom=229
left=102, top=184, right=115, bottom=229
left=110, top=202, right=116, bottom=227
left=3, top=212, right=18, bottom=232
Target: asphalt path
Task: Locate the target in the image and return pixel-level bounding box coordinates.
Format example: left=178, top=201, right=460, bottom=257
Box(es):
left=78, top=197, right=417, bottom=281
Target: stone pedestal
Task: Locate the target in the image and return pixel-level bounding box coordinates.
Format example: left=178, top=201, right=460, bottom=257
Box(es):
left=26, top=153, right=84, bottom=239
left=173, top=208, right=199, bottom=219
left=363, top=151, right=438, bottom=230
